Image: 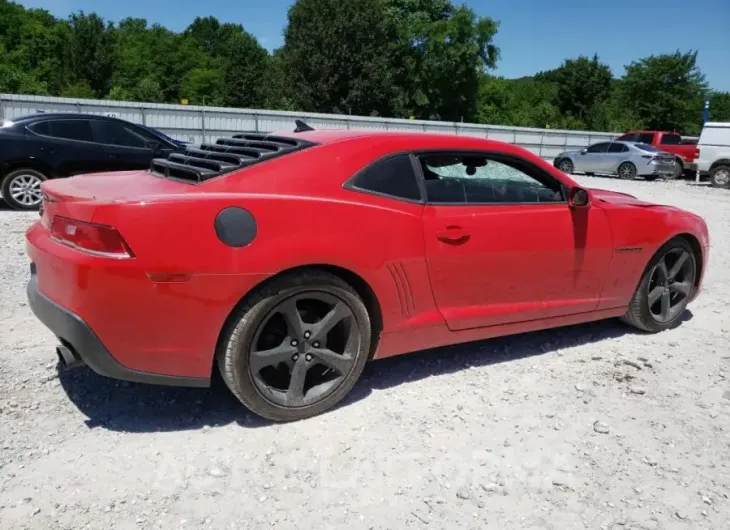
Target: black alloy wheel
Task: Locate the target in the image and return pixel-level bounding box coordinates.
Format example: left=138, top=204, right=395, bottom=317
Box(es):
left=621, top=238, right=697, bottom=333
left=249, top=292, right=359, bottom=407
left=646, top=247, right=696, bottom=325
left=217, top=270, right=371, bottom=422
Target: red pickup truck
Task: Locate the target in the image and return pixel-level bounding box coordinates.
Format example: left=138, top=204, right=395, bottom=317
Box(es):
left=614, top=131, right=699, bottom=179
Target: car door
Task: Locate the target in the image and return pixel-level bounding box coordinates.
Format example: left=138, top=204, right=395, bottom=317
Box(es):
left=419, top=151, right=614, bottom=331
left=604, top=142, right=629, bottom=173
left=574, top=142, right=610, bottom=173
left=89, top=119, right=175, bottom=171
left=27, top=119, right=111, bottom=177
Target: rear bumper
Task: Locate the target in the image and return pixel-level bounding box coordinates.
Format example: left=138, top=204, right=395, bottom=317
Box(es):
left=639, top=161, right=676, bottom=176
left=27, top=267, right=209, bottom=388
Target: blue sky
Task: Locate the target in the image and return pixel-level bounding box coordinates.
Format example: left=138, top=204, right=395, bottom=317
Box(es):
left=17, top=0, right=730, bottom=91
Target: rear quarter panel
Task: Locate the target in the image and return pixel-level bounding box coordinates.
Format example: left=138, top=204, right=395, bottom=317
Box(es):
left=90, top=187, right=434, bottom=340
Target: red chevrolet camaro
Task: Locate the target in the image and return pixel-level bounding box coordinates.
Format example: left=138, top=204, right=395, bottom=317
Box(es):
left=26, top=124, right=709, bottom=421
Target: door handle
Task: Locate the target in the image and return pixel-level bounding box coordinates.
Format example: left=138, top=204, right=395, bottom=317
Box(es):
left=436, top=226, right=470, bottom=244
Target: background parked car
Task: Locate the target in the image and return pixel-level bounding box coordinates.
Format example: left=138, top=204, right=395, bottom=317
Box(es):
left=694, top=121, right=730, bottom=189
left=614, top=130, right=699, bottom=179
left=553, top=141, right=677, bottom=181
left=0, top=113, right=184, bottom=210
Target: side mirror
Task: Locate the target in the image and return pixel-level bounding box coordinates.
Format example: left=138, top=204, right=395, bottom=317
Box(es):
left=580, top=148, right=588, bottom=154
left=146, top=140, right=162, bottom=153
left=569, top=187, right=591, bottom=208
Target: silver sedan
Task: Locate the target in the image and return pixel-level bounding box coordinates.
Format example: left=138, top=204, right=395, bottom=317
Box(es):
left=553, top=141, right=676, bottom=180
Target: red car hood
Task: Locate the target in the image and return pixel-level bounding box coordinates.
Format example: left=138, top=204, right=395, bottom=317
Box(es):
left=589, top=188, right=656, bottom=207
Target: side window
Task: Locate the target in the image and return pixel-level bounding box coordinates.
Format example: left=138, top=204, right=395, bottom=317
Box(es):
left=586, top=142, right=610, bottom=153
left=27, top=121, right=50, bottom=136
left=348, top=154, right=422, bottom=201
left=419, top=153, right=564, bottom=204
left=46, top=120, right=93, bottom=142
left=607, top=142, right=628, bottom=153
left=637, top=133, right=655, bottom=144
left=90, top=120, right=152, bottom=149
left=660, top=133, right=681, bottom=145
left=616, top=134, right=638, bottom=142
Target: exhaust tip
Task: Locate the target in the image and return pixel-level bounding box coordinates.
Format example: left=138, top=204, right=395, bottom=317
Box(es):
left=56, top=344, right=84, bottom=370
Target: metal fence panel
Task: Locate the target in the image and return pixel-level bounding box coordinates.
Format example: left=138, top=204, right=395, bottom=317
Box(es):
left=0, top=93, right=628, bottom=159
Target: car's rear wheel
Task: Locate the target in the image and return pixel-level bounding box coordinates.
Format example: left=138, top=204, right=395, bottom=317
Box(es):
left=621, top=238, right=697, bottom=333
left=710, top=165, right=730, bottom=189
left=617, top=162, right=637, bottom=180
left=557, top=158, right=574, bottom=174
left=1, top=168, right=46, bottom=210
left=664, top=159, right=684, bottom=180
left=217, top=270, right=371, bottom=422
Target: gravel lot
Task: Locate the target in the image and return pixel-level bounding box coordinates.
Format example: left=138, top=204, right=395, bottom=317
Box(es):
left=1, top=176, right=729, bottom=530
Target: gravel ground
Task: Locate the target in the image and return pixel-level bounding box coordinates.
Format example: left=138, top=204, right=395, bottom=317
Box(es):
left=1, top=176, right=729, bottom=530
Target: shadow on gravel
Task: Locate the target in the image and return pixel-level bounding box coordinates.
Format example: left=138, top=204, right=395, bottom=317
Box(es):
left=58, top=311, right=692, bottom=433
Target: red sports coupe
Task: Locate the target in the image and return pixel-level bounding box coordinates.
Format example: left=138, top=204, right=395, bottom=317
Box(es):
left=26, top=125, right=709, bottom=422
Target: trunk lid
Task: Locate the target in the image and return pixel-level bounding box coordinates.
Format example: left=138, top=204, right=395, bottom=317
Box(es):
left=40, top=170, right=193, bottom=223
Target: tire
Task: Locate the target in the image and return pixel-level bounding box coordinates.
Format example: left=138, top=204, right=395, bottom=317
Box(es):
left=664, top=159, right=684, bottom=180
left=217, top=270, right=372, bottom=422
left=557, top=158, right=574, bottom=174
left=621, top=237, right=697, bottom=333
left=710, top=165, right=730, bottom=189
left=1, top=168, right=46, bottom=210
left=617, top=162, right=637, bottom=180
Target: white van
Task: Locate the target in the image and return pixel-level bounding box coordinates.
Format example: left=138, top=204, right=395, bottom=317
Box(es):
left=696, top=122, right=730, bottom=188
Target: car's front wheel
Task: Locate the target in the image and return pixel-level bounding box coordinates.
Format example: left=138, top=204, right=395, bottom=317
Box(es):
left=217, top=270, right=372, bottom=422
left=621, top=238, right=697, bottom=333
left=1, top=168, right=46, bottom=210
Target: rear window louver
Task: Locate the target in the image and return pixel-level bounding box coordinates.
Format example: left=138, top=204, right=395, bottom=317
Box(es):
left=150, top=133, right=317, bottom=184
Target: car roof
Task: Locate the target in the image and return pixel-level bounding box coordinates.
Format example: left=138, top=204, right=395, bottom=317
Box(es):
left=9, top=112, right=131, bottom=124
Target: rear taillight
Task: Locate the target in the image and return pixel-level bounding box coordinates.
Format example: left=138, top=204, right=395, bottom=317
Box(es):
left=694, top=147, right=700, bottom=159
left=50, top=216, right=134, bottom=258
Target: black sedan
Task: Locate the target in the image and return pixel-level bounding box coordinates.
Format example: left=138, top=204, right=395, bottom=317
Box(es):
left=0, top=113, right=184, bottom=210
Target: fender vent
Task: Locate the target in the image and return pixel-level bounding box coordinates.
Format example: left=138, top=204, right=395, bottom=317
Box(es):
left=387, top=262, right=414, bottom=317
left=150, top=131, right=318, bottom=184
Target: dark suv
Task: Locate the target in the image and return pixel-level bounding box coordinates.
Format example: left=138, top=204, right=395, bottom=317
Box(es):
left=0, top=113, right=184, bottom=210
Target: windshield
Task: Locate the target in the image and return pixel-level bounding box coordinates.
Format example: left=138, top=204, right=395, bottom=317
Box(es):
left=140, top=124, right=181, bottom=144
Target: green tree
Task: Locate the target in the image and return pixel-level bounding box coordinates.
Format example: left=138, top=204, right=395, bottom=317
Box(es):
left=133, top=77, right=165, bottom=102
left=180, top=68, right=225, bottom=106
left=477, top=74, right=562, bottom=128
left=708, top=91, right=730, bottom=122
left=220, top=30, right=269, bottom=108
left=618, top=50, right=708, bottom=134
left=65, top=11, right=115, bottom=97
left=545, top=54, right=612, bottom=128
left=60, top=81, right=95, bottom=98
left=387, top=0, right=500, bottom=121
left=280, top=0, right=400, bottom=116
